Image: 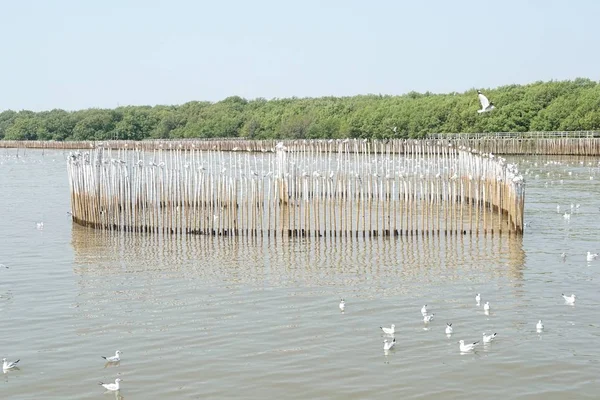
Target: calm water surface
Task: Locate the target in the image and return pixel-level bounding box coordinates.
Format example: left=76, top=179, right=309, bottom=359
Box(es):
left=1, top=149, right=599, bottom=399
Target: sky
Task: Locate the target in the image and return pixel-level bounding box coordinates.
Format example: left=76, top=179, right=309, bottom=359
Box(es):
left=1, top=0, right=599, bottom=111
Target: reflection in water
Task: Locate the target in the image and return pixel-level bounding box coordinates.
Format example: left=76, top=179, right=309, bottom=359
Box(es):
left=104, top=361, right=121, bottom=369
left=71, top=226, right=526, bottom=288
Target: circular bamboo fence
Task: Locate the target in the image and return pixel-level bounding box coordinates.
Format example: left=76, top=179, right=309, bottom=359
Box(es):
left=66, top=139, right=525, bottom=237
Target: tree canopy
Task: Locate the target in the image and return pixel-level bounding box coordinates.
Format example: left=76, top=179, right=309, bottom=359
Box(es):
left=1, top=78, right=599, bottom=141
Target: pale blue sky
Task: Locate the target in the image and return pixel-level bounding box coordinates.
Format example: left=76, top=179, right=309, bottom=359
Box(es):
left=1, top=0, right=598, bottom=111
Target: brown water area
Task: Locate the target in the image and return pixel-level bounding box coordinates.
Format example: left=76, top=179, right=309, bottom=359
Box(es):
left=1, top=149, right=599, bottom=399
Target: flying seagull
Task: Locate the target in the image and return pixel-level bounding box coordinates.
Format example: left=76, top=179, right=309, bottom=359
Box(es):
left=477, top=90, right=495, bottom=113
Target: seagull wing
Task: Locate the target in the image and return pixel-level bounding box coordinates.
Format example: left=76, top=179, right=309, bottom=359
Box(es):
left=478, top=93, right=490, bottom=109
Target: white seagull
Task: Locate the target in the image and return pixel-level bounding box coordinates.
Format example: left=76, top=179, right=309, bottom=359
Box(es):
left=482, top=332, right=497, bottom=343
left=586, top=252, right=599, bottom=262
left=475, top=293, right=481, bottom=304
left=99, top=378, right=122, bottom=391
left=423, top=314, right=435, bottom=323
left=445, top=323, right=453, bottom=335
left=562, top=293, right=576, bottom=304
left=536, top=320, right=544, bottom=331
left=477, top=90, right=495, bottom=113
left=483, top=301, right=490, bottom=312
left=2, top=358, right=20, bottom=370
left=339, top=299, right=346, bottom=312
left=421, top=305, right=428, bottom=316
left=101, top=350, right=122, bottom=362
left=383, top=338, right=396, bottom=351
left=380, top=324, right=395, bottom=335
left=459, top=340, right=479, bottom=352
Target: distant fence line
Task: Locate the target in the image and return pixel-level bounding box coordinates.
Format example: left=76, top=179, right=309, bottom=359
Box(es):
left=66, top=139, right=525, bottom=238
left=2, top=131, right=600, bottom=155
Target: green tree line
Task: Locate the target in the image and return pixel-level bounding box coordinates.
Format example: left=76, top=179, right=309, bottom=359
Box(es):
left=1, top=78, right=599, bottom=141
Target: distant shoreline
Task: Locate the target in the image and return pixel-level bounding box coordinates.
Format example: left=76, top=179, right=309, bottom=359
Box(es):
left=1, top=134, right=599, bottom=156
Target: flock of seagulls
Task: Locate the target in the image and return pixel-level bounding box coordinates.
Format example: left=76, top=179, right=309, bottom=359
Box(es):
left=340, top=288, right=582, bottom=355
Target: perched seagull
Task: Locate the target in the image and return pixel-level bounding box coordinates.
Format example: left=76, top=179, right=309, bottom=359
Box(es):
left=421, top=305, right=428, bottom=316
left=475, top=293, right=481, bottom=304
left=556, top=204, right=561, bottom=213
left=380, top=324, right=395, bottom=335
left=2, top=358, right=19, bottom=370
left=482, top=332, right=497, bottom=343
left=99, top=378, right=122, bottom=391
left=483, top=301, right=490, bottom=312
left=562, top=293, right=576, bottom=304
left=445, top=323, right=453, bottom=335
left=101, top=350, right=122, bottom=362
left=339, top=299, right=346, bottom=312
left=459, top=340, right=479, bottom=352
left=423, top=314, right=435, bottom=323
left=383, top=338, right=396, bottom=351
left=586, top=252, right=599, bottom=262
left=477, top=90, right=495, bottom=113
left=36, top=221, right=44, bottom=230
left=561, top=252, right=567, bottom=261
left=536, top=320, right=544, bottom=331
left=563, top=212, right=571, bottom=220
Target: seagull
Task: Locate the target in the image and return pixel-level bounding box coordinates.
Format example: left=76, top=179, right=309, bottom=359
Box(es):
left=562, top=293, right=576, bottom=304
left=101, top=350, right=122, bottom=362
left=563, top=212, right=571, bottom=220
left=36, top=221, right=44, bottom=230
left=445, top=323, right=453, bottom=334
left=339, top=299, right=346, bottom=312
left=99, top=378, right=122, bottom=391
left=536, top=320, right=544, bottom=331
left=586, top=252, right=599, bottom=262
left=482, top=332, right=497, bottom=343
left=459, top=340, right=479, bottom=352
left=2, top=358, right=19, bottom=370
left=423, top=314, right=435, bottom=323
left=483, top=301, right=490, bottom=312
left=475, top=293, right=481, bottom=304
left=561, top=252, right=567, bottom=261
left=380, top=324, right=395, bottom=335
left=421, top=305, right=428, bottom=316
left=383, top=338, right=396, bottom=351
left=556, top=204, right=561, bottom=213
left=477, top=90, right=495, bottom=113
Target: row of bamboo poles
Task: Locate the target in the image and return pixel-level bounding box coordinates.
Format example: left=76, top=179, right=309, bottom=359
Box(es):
left=3, top=135, right=600, bottom=155
left=66, top=140, right=525, bottom=237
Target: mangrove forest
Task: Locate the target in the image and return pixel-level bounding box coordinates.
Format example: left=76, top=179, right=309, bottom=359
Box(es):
left=1, top=78, right=599, bottom=142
